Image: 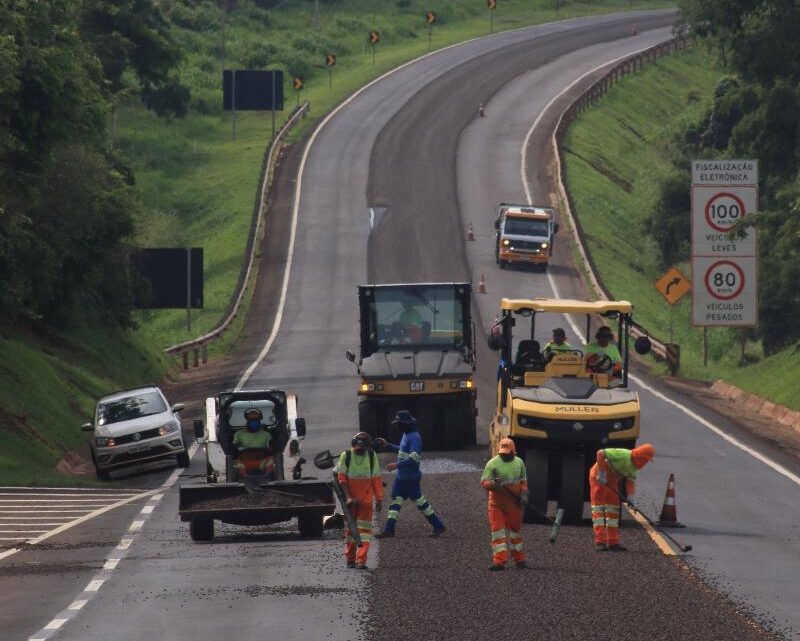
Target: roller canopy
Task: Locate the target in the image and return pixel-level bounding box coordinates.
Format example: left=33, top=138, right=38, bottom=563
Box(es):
left=500, top=298, right=632, bottom=314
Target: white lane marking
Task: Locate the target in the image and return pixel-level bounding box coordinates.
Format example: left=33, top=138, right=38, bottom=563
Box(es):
left=43, top=619, right=68, bottom=630
left=0, top=516, right=75, bottom=520
left=232, top=14, right=605, bottom=389
left=84, top=579, right=104, bottom=592
left=0, top=537, right=28, bottom=541
left=0, top=510, right=93, bottom=514
left=116, top=538, right=133, bottom=550
left=0, top=493, right=138, bottom=498
left=0, top=529, right=48, bottom=533
left=23, top=441, right=199, bottom=640
left=0, top=486, right=142, bottom=491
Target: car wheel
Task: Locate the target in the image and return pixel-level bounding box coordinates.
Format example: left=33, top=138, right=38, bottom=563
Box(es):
left=94, top=464, right=111, bottom=481
left=176, top=450, right=191, bottom=468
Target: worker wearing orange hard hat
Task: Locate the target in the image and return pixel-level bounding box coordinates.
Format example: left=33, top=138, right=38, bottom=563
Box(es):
left=480, top=437, right=528, bottom=571
left=589, top=443, right=655, bottom=551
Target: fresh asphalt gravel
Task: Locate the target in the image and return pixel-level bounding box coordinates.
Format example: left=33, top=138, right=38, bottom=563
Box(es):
left=369, top=450, right=778, bottom=641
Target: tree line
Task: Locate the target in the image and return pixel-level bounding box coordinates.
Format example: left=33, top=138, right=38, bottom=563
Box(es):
left=0, top=0, right=187, bottom=328
left=646, top=0, right=800, bottom=353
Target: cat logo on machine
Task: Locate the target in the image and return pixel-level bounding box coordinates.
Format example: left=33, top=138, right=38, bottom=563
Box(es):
left=409, top=381, right=425, bottom=392
left=554, top=405, right=599, bottom=413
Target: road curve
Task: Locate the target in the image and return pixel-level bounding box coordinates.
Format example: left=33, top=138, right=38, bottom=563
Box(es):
left=4, top=9, right=794, bottom=641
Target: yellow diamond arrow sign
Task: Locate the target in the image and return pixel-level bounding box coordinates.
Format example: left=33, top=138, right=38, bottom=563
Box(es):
left=654, top=266, right=691, bottom=305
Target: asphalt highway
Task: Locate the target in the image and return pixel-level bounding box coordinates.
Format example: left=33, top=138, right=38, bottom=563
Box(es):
left=3, top=9, right=797, bottom=641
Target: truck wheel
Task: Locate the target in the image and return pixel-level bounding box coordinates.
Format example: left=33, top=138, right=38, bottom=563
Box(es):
left=559, top=451, right=586, bottom=524
left=523, top=450, right=549, bottom=524
left=176, top=450, right=191, bottom=468
left=190, top=518, right=214, bottom=542
left=94, top=464, right=110, bottom=481
left=298, top=512, right=324, bottom=538
left=499, top=261, right=507, bottom=270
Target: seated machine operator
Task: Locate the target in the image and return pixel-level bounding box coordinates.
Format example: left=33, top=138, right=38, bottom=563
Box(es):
left=233, top=408, right=276, bottom=478
left=585, top=326, right=622, bottom=377
left=542, top=327, right=573, bottom=360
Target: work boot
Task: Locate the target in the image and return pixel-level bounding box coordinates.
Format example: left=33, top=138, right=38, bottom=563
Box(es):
left=594, top=544, right=608, bottom=552
left=608, top=544, right=627, bottom=552
left=488, top=563, right=505, bottom=571
left=375, top=530, right=395, bottom=539
left=515, top=561, right=528, bottom=570
left=355, top=563, right=368, bottom=570
left=429, top=525, right=446, bottom=538
left=346, top=561, right=356, bottom=568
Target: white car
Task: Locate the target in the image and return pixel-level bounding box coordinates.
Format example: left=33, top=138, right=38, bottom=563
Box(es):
left=83, top=385, right=189, bottom=480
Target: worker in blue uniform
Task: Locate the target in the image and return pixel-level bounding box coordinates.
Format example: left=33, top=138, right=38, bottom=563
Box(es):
left=375, top=410, right=446, bottom=538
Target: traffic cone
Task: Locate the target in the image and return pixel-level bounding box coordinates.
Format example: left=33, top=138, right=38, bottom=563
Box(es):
left=657, top=474, right=685, bottom=528
left=467, top=223, right=476, bottom=241
left=477, top=273, right=487, bottom=294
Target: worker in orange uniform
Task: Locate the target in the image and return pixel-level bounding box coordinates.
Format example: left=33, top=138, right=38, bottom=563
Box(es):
left=589, top=444, right=655, bottom=551
left=480, top=437, right=528, bottom=571
left=337, top=432, right=383, bottom=569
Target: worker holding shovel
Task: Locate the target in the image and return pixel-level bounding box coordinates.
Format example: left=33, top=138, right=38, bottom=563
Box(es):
left=480, top=437, right=528, bottom=571
left=590, top=444, right=655, bottom=552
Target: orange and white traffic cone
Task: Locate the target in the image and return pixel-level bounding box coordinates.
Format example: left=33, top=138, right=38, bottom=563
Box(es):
left=467, top=223, right=476, bottom=241
left=657, top=474, right=685, bottom=528
left=477, top=273, right=487, bottom=294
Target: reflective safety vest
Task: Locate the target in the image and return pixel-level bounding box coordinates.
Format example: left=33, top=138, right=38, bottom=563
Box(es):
left=600, top=448, right=637, bottom=479
left=337, top=450, right=383, bottom=503
left=481, top=455, right=528, bottom=509
left=585, top=342, right=622, bottom=364
left=543, top=340, right=573, bottom=355
left=233, top=429, right=272, bottom=450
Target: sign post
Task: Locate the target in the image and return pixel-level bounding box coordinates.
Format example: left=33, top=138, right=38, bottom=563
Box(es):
left=326, top=53, right=336, bottom=88
left=487, top=0, right=496, bottom=32
left=691, top=160, right=758, bottom=335
left=426, top=11, right=437, bottom=50
left=369, top=31, right=379, bottom=65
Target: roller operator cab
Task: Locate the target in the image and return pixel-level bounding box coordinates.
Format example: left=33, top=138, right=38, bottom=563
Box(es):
left=487, top=298, right=652, bottom=524
left=494, top=203, right=558, bottom=270
left=348, top=283, right=477, bottom=449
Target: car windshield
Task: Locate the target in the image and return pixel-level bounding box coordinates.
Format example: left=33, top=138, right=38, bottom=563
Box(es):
left=97, top=391, right=167, bottom=425
left=368, top=285, right=466, bottom=350
left=503, top=216, right=549, bottom=237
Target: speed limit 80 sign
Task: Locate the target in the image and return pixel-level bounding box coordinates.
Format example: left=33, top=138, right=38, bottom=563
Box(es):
left=692, top=257, right=757, bottom=325
left=691, top=186, right=757, bottom=256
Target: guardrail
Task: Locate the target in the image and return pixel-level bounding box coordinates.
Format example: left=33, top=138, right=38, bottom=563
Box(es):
left=165, top=101, right=310, bottom=369
left=552, top=36, right=692, bottom=371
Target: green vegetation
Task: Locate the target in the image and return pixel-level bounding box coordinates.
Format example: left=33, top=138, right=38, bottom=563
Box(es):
left=126, top=0, right=671, bottom=348
left=0, top=328, right=171, bottom=485
left=564, top=48, right=800, bottom=409
left=1, top=0, right=671, bottom=483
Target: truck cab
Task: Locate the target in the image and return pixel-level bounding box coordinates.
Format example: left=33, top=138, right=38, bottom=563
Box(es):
left=348, top=283, right=477, bottom=449
left=494, top=203, right=558, bottom=270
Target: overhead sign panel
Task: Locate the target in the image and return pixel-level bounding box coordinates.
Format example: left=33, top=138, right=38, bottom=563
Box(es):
left=691, top=160, right=757, bottom=185
left=132, top=248, right=203, bottom=309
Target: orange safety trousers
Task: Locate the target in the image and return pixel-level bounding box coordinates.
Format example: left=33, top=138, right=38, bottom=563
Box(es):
left=344, top=501, right=374, bottom=565
left=488, top=497, right=525, bottom=566
left=589, top=462, right=621, bottom=546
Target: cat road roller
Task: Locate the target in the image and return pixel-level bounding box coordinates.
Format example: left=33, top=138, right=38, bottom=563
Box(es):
left=347, top=283, right=477, bottom=449
left=487, top=298, right=652, bottom=524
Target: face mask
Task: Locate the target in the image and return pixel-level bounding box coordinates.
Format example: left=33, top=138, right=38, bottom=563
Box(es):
left=500, top=453, right=514, bottom=462
left=246, top=419, right=260, bottom=431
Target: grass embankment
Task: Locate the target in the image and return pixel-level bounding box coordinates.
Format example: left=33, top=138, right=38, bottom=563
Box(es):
left=126, top=0, right=671, bottom=350
left=563, top=49, right=800, bottom=409
left=1, top=0, right=671, bottom=485
left=0, top=328, right=171, bottom=486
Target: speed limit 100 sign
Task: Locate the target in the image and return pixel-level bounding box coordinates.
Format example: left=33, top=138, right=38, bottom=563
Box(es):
left=692, top=256, right=757, bottom=326
left=691, top=186, right=757, bottom=257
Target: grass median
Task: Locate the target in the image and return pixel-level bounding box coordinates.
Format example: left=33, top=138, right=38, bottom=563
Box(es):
left=563, top=48, right=799, bottom=409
